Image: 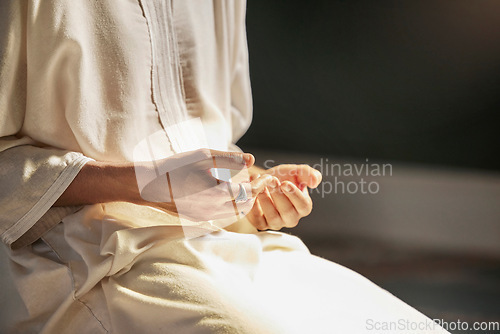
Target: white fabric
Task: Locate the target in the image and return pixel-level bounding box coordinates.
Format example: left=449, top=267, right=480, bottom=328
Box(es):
left=4, top=203, right=448, bottom=334
left=0, top=0, right=448, bottom=333
left=0, top=0, right=251, bottom=246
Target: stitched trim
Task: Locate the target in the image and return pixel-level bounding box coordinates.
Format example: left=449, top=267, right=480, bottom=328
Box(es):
left=2, top=155, right=93, bottom=246
left=75, top=299, right=110, bottom=334
left=136, top=0, right=159, bottom=124
left=137, top=0, right=191, bottom=153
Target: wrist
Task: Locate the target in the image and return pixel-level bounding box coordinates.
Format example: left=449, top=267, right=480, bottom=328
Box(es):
left=81, top=160, right=140, bottom=204
left=107, top=161, right=144, bottom=204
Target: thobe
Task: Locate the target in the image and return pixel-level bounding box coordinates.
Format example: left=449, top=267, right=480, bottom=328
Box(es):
left=0, top=0, right=448, bottom=333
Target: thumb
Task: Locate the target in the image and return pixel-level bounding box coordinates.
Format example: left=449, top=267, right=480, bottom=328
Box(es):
left=200, top=150, right=255, bottom=170
left=224, top=175, right=275, bottom=202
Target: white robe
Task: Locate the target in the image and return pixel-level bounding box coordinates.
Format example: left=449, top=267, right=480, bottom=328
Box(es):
left=0, top=0, right=448, bottom=333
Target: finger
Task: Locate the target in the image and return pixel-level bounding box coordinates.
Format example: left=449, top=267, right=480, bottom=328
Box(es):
left=280, top=181, right=313, bottom=217
left=223, top=175, right=273, bottom=210
left=250, top=173, right=261, bottom=182
left=272, top=164, right=322, bottom=189
left=222, top=180, right=255, bottom=201
left=268, top=182, right=300, bottom=228
left=298, top=182, right=308, bottom=192
left=247, top=199, right=268, bottom=230
left=222, top=182, right=255, bottom=217
left=235, top=193, right=255, bottom=215
left=160, top=149, right=252, bottom=175
left=206, top=181, right=243, bottom=207
left=249, top=174, right=274, bottom=197
left=292, top=165, right=322, bottom=189
left=309, top=169, right=322, bottom=188
left=258, top=185, right=284, bottom=230
left=225, top=181, right=243, bottom=199
left=203, top=149, right=255, bottom=170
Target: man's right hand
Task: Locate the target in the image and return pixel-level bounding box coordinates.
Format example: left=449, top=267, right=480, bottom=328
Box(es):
left=55, top=148, right=275, bottom=222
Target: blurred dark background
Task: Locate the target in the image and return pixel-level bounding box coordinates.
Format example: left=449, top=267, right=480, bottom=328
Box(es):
left=239, top=0, right=500, bottom=171
left=238, top=1, right=500, bottom=330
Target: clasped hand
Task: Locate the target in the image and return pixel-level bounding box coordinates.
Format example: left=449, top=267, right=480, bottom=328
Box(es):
left=136, top=149, right=322, bottom=230
left=135, top=148, right=274, bottom=221
left=246, top=164, right=322, bottom=231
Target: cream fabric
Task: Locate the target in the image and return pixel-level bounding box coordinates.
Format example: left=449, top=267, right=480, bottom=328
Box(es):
left=0, top=0, right=251, bottom=247
left=4, top=203, right=448, bottom=334
left=0, top=0, right=448, bottom=333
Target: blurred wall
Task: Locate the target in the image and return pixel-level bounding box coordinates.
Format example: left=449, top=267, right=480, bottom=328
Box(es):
left=238, top=0, right=500, bottom=171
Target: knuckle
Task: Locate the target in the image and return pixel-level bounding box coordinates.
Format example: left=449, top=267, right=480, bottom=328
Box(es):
left=267, top=217, right=283, bottom=230
left=256, top=221, right=268, bottom=230
left=282, top=210, right=298, bottom=223
left=300, top=164, right=309, bottom=173
left=265, top=210, right=280, bottom=222
left=301, top=204, right=312, bottom=216
left=308, top=199, right=313, bottom=212
left=251, top=215, right=267, bottom=230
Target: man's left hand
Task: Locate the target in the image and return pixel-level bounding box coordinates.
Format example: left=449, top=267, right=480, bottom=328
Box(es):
left=246, top=164, right=322, bottom=230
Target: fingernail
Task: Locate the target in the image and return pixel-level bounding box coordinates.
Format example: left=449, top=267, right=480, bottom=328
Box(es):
left=269, top=179, right=278, bottom=189
left=282, top=183, right=293, bottom=192
left=243, top=154, right=254, bottom=165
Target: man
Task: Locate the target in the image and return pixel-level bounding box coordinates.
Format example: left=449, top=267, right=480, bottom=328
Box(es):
left=0, top=1, right=448, bottom=333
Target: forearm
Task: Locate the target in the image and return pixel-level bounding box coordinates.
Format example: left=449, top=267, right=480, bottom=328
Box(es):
left=54, top=161, right=151, bottom=207
left=53, top=150, right=262, bottom=217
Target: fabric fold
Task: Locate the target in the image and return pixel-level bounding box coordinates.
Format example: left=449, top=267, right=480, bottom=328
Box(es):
left=0, top=143, right=92, bottom=247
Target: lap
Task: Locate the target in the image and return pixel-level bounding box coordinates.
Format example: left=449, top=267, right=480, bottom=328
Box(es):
left=3, top=204, right=447, bottom=333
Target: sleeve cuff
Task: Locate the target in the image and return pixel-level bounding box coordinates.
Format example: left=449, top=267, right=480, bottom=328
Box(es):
left=2, top=154, right=93, bottom=247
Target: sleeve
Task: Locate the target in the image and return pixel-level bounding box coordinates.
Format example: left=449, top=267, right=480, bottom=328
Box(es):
left=229, top=0, right=253, bottom=146
left=0, top=1, right=92, bottom=249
